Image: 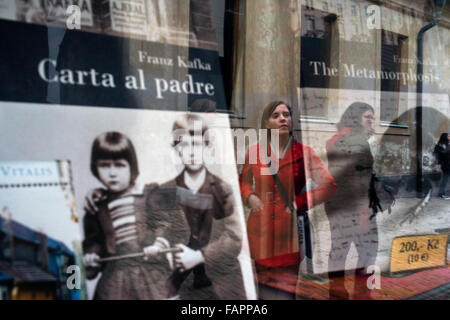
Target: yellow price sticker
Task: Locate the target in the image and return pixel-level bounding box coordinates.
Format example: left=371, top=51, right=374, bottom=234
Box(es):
left=390, top=234, right=448, bottom=273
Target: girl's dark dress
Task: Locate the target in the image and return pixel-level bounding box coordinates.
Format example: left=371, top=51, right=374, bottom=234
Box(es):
left=82, top=190, right=163, bottom=300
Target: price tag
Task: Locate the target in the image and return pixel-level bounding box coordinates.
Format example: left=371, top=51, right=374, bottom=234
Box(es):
left=390, top=234, right=448, bottom=273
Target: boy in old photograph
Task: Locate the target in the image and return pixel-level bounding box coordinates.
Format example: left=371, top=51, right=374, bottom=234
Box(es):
left=146, top=113, right=246, bottom=300
left=82, top=131, right=170, bottom=300
left=83, top=117, right=248, bottom=300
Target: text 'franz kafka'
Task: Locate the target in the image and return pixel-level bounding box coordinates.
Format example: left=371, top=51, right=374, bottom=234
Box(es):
left=37, top=50, right=216, bottom=100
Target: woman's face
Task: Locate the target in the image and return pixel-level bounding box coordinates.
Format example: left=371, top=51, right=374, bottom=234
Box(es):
left=265, top=104, right=292, bottom=135
left=361, top=109, right=375, bottom=133
left=447, top=134, right=450, bottom=141
left=96, top=159, right=131, bottom=193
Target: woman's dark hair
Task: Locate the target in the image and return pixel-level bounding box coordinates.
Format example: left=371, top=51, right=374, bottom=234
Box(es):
left=438, top=132, right=449, bottom=145
left=260, top=101, right=293, bottom=130
left=337, top=102, right=374, bottom=131
left=90, top=132, right=139, bottom=184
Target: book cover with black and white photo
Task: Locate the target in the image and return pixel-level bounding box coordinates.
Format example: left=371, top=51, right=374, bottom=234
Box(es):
left=0, top=102, right=257, bottom=300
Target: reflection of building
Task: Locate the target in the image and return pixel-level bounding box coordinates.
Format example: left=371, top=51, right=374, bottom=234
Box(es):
left=221, top=0, right=450, bottom=299
left=2, top=0, right=218, bottom=50
left=0, top=216, right=79, bottom=300
left=15, top=0, right=96, bottom=29
left=226, top=0, right=450, bottom=180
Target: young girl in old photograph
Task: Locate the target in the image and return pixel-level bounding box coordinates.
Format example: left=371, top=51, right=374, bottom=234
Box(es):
left=82, top=131, right=169, bottom=299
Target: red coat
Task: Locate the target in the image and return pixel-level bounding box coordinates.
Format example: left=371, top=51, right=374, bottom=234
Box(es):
left=239, top=140, right=336, bottom=267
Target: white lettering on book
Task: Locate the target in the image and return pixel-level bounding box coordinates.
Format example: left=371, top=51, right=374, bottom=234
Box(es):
left=38, top=59, right=116, bottom=88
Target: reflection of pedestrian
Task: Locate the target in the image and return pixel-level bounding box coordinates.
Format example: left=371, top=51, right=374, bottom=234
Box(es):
left=434, top=133, right=450, bottom=200
left=147, top=114, right=246, bottom=299
left=240, top=101, right=336, bottom=269
left=325, top=102, right=378, bottom=300
left=82, top=132, right=168, bottom=300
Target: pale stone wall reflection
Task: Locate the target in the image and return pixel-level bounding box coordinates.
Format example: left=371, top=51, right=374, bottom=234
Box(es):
left=232, top=0, right=302, bottom=130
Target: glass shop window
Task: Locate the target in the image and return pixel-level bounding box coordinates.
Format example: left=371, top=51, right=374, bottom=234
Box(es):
left=211, top=0, right=241, bottom=110
left=300, top=5, right=337, bottom=119
left=380, top=30, right=409, bottom=124
left=0, top=0, right=234, bottom=112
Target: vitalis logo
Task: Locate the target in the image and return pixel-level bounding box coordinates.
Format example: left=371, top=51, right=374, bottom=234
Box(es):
left=0, top=166, right=53, bottom=177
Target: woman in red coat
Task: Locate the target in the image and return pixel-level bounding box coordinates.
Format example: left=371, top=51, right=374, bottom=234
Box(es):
left=239, top=101, right=337, bottom=269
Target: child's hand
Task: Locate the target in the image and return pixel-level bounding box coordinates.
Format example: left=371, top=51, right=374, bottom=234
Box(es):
left=174, top=244, right=205, bottom=272
left=143, top=237, right=174, bottom=270
left=143, top=237, right=170, bottom=257
left=84, top=188, right=106, bottom=213
left=83, top=253, right=100, bottom=268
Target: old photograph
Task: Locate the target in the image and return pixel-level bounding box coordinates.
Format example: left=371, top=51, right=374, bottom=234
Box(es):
left=0, top=102, right=256, bottom=300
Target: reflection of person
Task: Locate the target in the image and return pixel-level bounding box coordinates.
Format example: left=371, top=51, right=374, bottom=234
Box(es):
left=325, top=102, right=378, bottom=299
left=239, top=101, right=336, bottom=268
left=82, top=132, right=169, bottom=300
left=434, top=133, right=450, bottom=200
left=146, top=114, right=246, bottom=299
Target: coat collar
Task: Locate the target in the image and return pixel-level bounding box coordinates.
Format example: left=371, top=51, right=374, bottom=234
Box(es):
left=176, top=168, right=215, bottom=189
left=262, top=140, right=305, bottom=170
